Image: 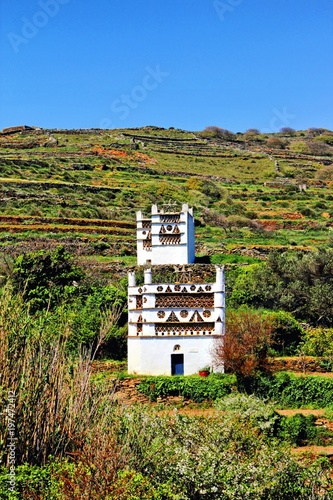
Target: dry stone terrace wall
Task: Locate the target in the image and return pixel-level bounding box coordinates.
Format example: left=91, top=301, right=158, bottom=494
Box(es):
left=127, top=264, right=217, bottom=284
left=0, top=179, right=120, bottom=195
left=0, top=215, right=135, bottom=229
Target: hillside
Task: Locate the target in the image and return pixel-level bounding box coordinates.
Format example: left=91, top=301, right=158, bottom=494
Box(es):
left=1, top=125, right=333, bottom=274
left=2, top=125, right=333, bottom=498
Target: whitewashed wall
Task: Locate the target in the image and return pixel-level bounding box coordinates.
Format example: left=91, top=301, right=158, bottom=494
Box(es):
left=128, top=336, right=222, bottom=375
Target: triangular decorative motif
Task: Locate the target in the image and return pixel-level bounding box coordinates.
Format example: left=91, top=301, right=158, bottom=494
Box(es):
left=216, top=316, right=222, bottom=322
left=138, top=314, right=143, bottom=323
left=172, top=225, right=180, bottom=234
left=165, top=285, right=172, bottom=293
left=197, top=286, right=204, bottom=292
left=166, top=311, right=179, bottom=322
left=181, top=287, right=188, bottom=293
left=189, top=310, right=204, bottom=322
left=159, top=225, right=166, bottom=234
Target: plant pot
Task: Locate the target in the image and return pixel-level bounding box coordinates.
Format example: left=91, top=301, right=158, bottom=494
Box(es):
left=198, top=371, right=210, bottom=377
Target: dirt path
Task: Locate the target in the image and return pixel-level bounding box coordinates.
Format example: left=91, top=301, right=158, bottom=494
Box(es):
left=277, top=409, right=325, bottom=417
left=292, top=445, right=333, bottom=456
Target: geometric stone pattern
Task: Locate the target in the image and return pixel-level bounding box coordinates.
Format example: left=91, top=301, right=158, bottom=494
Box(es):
left=159, top=235, right=181, bottom=245
left=128, top=264, right=225, bottom=345
left=143, top=237, right=152, bottom=249
left=159, top=214, right=180, bottom=223
left=155, top=293, right=214, bottom=308
left=155, top=323, right=214, bottom=335
left=136, top=203, right=195, bottom=265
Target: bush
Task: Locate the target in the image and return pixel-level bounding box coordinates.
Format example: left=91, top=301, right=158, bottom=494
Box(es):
left=213, top=309, right=274, bottom=379
left=11, top=246, right=84, bottom=311
left=210, top=254, right=261, bottom=266
left=186, top=178, right=222, bottom=200
left=265, top=310, right=304, bottom=355
left=0, top=285, right=122, bottom=467
left=249, top=372, right=333, bottom=408
left=231, top=249, right=333, bottom=327
left=215, top=393, right=280, bottom=436
left=299, top=327, right=333, bottom=357
left=277, top=413, right=318, bottom=446
left=137, top=374, right=236, bottom=402
left=288, top=141, right=310, bottom=154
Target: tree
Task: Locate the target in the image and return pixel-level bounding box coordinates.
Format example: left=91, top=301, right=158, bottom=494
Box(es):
left=243, top=129, right=261, bottom=142
left=316, top=165, right=333, bottom=181
left=306, top=127, right=330, bottom=138
left=266, top=136, right=288, bottom=149
left=307, top=140, right=331, bottom=155
left=11, top=246, right=85, bottom=311
left=288, top=141, right=310, bottom=154
left=279, top=127, right=296, bottom=136
left=265, top=310, right=304, bottom=355
left=186, top=177, right=222, bottom=200
left=213, top=309, right=274, bottom=379
left=231, top=249, right=333, bottom=327
left=245, top=128, right=260, bottom=135
left=199, top=126, right=235, bottom=140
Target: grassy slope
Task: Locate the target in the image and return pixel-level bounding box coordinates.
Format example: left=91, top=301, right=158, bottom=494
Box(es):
left=0, top=126, right=333, bottom=270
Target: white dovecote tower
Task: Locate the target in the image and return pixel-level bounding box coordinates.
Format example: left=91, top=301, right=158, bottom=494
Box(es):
left=136, top=203, right=195, bottom=265
left=128, top=203, right=226, bottom=376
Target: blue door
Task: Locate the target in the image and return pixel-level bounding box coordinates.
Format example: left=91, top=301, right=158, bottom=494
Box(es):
left=171, top=354, right=184, bottom=375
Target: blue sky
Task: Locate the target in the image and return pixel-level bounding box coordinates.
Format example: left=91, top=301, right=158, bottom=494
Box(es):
left=1, top=0, right=332, bottom=132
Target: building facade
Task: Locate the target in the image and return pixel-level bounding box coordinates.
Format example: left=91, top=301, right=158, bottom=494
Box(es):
left=128, top=203, right=226, bottom=375
left=136, top=203, right=195, bottom=265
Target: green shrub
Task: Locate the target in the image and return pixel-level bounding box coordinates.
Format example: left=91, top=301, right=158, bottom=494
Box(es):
left=277, top=413, right=318, bottom=446
left=11, top=245, right=84, bottom=311
left=264, top=310, right=304, bottom=355
left=211, top=253, right=261, bottom=266
left=0, top=463, right=61, bottom=499
left=248, top=372, right=333, bottom=408
left=137, top=374, right=236, bottom=402
left=300, top=327, right=333, bottom=357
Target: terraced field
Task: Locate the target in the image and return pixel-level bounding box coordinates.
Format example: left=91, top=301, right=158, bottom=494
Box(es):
left=1, top=125, right=333, bottom=266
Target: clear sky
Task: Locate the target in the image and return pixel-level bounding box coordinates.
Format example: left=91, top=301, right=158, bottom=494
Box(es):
left=1, top=0, right=332, bottom=132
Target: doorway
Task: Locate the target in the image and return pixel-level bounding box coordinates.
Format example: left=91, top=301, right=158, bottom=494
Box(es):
left=171, top=354, right=184, bottom=375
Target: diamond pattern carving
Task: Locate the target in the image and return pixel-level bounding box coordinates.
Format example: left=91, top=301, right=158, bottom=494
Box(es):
left=143, top=239, right=152, bottom=249
left=155, top=323, right=214, bottom=335
left=160, top=214, right=180, bottom=223
left=159, top=235, right=181, bottom=245
left=155, top=294, right=214, bottom=308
